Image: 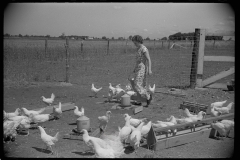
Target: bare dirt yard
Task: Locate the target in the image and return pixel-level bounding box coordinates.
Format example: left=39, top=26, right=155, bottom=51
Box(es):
left=3, top=82, right=234, bottom=158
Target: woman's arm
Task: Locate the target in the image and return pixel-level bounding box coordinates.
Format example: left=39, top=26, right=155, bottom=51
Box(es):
left=144, top=50, right=152, bottom=75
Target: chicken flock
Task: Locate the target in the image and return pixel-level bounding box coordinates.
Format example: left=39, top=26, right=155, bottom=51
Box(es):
left=3, top=82, right=234, bottom=158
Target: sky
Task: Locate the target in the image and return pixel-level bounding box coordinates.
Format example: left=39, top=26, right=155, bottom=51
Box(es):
left=4, top=3, right=235, bottom=39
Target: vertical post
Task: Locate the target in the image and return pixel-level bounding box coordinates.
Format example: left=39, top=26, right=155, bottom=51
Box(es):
left=45, top=39, right=48, bottom=58
left=65, top=38, right=70, bottom=83
left=107, top=40, right=110, bottom=55
left=196, top=29, right=206, bottom=88
left=125, top=39, right=128, bottom=54
left=190, top=28, right=200, bottom=88
left=154, top=39, right=156, bottom=52
left=81, top=41, right=84, bottom=59
left=213, top=39, right=215, bottom=50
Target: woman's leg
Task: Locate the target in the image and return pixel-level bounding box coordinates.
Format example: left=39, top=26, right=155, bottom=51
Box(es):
left=134, top=64, right=150, bottom=100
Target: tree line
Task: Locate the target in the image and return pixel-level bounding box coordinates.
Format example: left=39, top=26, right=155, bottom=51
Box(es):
left=168, top=32, right=223, bottom=40
left=4, top=32, right=224, bottom=41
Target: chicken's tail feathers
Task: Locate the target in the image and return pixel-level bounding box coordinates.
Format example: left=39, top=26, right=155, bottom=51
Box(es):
left=53, top=132, right=60, bottom=142
left=51, top=93, right=55, bottom=100
left=39, top=107, right=46, bottom=113
left=118, top=126, right=121, bottom=132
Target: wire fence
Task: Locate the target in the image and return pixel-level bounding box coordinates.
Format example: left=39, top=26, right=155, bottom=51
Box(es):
left=3, top=35, right=235, bottom=88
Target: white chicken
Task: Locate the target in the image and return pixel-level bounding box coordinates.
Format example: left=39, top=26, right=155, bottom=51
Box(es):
left=81, top=129, right=110, bottom=153
left=129, top=121, right=145, bottom=152
left=125, top=84, right=132, bottom=91
left=118, top=115, right=134, bottom=144
left=18, top=117, right=31, bottom=136
left=213, top=102, right=234, bottom=115
left=152, top=122, right=172, bottom=134
left=188, top=111, right=206, bottom=122
left=29, top=113, right=52, bottom=125
left=21, top=107, right=46, bottom=117
left=91, top=83, right=102, bottom=97
left=210, top=106, right=221, bottom=117
left=156, top=121, right=177, bottom=135
left=100, top=132, right=125, bottom=158
left=115, top=84, right=121, bottom=89
left=4, top=118, right=23, bottom=142
left=210, top=100, right=227, bottom=108
left=175, top=112, right=206, bottom=132
left=141, top=121, right=152, bottom=136
left=109, top=83, right=117, bottom=95
left=175, top=116, right=196, bottom=132
left=183, top=108, right=197, bottom=117
left=7, top=115, right=30, bottom=122
left=125, top=90, right=137, bottom=97
left=98, top=111, right=111, bottom=131
left=211, top=120, right=234, bottom=140
left=124, top=113, right=147, bottom=127
left=88, top=139, right=115, bottom=158
left=74, top=106, right=84, bottom=117
left=114, top=87, right=125, bottom=101
left=41, top=93, right=55, bottom=106
left=4, top=108, right=21, bottom=119
left=53, top=102, right=62, bottom=120
left=148, top=84, right=156, bottom=95
left=38, top=126, right=59, bottom=154
left=166, top=115, right=178, bottom=125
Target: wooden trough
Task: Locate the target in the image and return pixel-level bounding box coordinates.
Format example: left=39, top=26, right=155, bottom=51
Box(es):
left=147, top=113, right=234, bottom=151
left=179, top=101, right=209, bottom=114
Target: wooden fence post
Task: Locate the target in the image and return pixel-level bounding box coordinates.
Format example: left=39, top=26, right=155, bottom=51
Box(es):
left=125, top=39, right=128, bottom=54
left=45, top=39, right=48, bottom=58
left=81, top=41, right=84, bottom=59
left=196, top=29, right=206, bottom=88
left=65, top=38, right=70, bottom=83
left=213, top=39, right=215, bottom=50
left=107, top=40, right=110, bottom=55
left=154, top=39, right=156, bottom=52
left=190, top=28, right=200, bottom=88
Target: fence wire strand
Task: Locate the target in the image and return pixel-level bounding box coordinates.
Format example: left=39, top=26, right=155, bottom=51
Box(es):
left=4, top=36, right=235, bottom=87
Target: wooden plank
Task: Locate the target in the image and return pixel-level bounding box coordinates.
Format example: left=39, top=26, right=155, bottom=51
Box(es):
left=196, top=29, right=206, bottom=88
left=202, top=67, right=235, bottom=87
left=91, top=128, right=102, bottom=137
left=155, top=124, right=211, bottom=139
left=205, top=83, right=228, bottom=90
left=204, top=56, right=235, bottom=62
left=182, top=101, right=209, bottom=107
left=154, top=113, right=234, bottom=133
left=155, top=127, right=211, bottom=150
left=32, top=102, right=75, bottom=114
left=133, top=106, right=143, bottom=114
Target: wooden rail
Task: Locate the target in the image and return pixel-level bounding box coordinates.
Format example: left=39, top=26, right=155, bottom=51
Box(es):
left=153, top=113, right=234, bottom=133
left=148, top=113, right=234, bottom=150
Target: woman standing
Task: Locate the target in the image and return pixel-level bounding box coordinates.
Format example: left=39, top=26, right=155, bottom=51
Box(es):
left=131, top=35, right=153, bottom=106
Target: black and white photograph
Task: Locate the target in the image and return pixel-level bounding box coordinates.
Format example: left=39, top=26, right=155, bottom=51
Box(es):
left=4, top=2, right=234, bottom=158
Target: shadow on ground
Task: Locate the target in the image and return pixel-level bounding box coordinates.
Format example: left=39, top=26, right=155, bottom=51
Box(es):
left=72, top=151, right=95, bottom=156
left=32, top=147, right=52, bottom=154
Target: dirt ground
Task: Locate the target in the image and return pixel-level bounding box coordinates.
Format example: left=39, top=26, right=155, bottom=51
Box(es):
left=3, top=82, right=235, bottom=158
